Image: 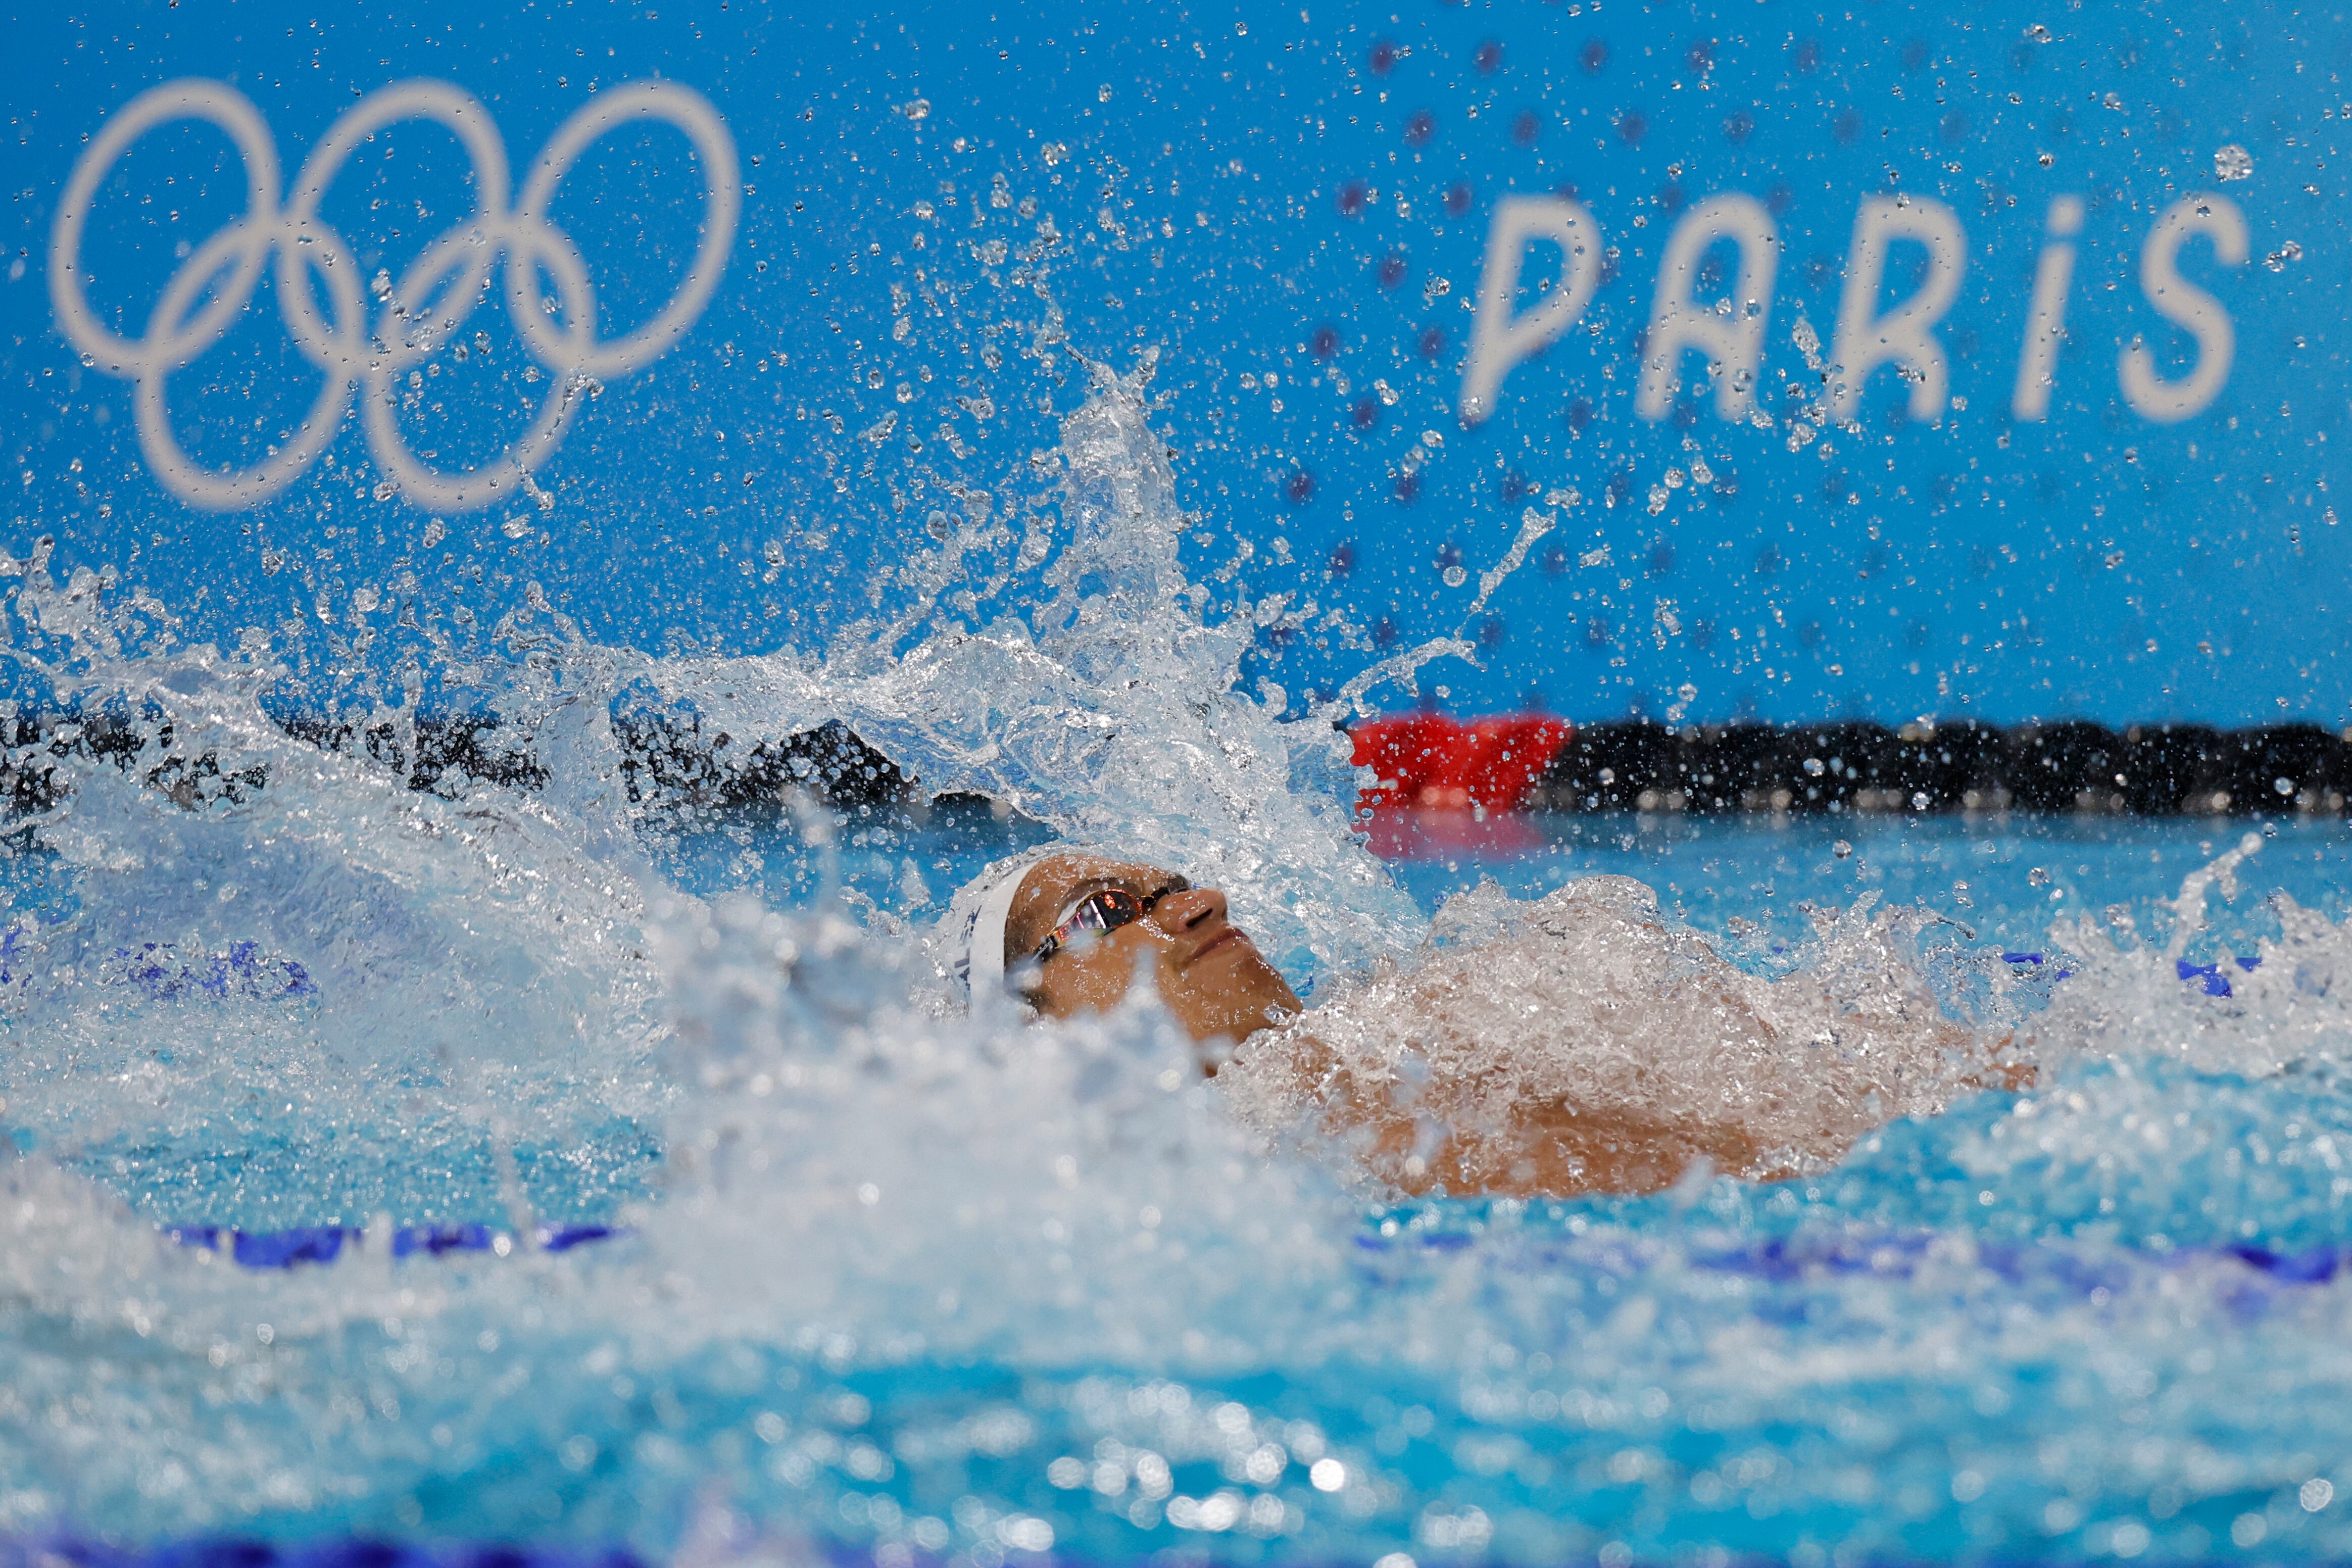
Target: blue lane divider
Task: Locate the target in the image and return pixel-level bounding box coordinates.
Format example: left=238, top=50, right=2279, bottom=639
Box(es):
left=1691, top=1231, right=2342, bottom=1291
left=1354, top=1226, right=2352, bottom=1296
left=2226, top=1243, right=2342, bottom=1284
left=2002, top=948, right=2271, bottom=994
left=102, top=939, right=317, bottom=1001
left=2176, top=953, right=2264, bottom=997
left=199, top=1212, right=2352, bottom=1314
left=7, top=1535, right=653, bottom=1568
left=169, top=1221, right=620, bottom=1269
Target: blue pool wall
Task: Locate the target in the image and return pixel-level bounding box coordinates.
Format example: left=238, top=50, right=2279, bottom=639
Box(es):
left=0, top=0, right=2343, bottom=727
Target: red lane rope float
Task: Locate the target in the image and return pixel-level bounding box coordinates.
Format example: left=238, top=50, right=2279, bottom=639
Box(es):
left=1350, top=712, right=1574, bottom=811
left=1349, top=713, right=1573, bottom=859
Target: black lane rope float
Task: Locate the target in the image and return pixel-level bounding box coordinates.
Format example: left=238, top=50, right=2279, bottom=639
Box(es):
left=4, top=706, right=2347, bottom=819
left=1528, top=718, right=2352, bottom=817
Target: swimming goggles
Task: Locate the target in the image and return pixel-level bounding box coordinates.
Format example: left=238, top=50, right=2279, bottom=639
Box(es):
left=1030, top=877, right=1187, bottom=966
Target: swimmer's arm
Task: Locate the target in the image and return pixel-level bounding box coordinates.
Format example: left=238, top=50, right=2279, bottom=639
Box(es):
left=1246, top=1027, right=1766, bottom=1199
left=1751, top=974, right=2037, bottom=1095
left=1953, top=1022, right=2036, bottom=1091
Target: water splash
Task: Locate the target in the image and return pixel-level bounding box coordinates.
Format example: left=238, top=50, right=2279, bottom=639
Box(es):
left=594, top=354, right=1439, bottom=984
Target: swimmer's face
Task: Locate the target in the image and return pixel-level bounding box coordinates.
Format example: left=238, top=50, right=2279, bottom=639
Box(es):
left=1004, top=854, right=1302, bottom=1061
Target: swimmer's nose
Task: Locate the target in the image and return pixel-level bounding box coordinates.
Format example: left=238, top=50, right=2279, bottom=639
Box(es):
left=1153, top=885, right=1228, bottom=934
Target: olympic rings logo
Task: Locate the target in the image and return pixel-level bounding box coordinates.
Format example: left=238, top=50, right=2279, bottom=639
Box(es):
left=50, top=77, right=740, bottom=512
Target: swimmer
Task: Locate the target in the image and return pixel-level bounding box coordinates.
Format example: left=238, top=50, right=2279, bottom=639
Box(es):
left=958, top=852, right=2030, bottom=1198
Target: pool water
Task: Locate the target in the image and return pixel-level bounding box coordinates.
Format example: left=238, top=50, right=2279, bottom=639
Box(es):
left=41, top=806, right=2342, bottom=1237
left=7, top=367, right=2352, bottom=1567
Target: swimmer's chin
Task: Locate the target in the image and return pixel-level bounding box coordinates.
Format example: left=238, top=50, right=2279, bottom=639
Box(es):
left=1189, top=1000, right=1304, bottom=1079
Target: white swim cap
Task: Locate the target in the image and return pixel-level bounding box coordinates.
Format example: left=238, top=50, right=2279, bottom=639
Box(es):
left=949, top=850, right=1054, bottom=1005
left=947, top=843, right=1177, bottom=1006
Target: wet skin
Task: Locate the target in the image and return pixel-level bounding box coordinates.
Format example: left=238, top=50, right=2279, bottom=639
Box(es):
left=1004, top=854, right=1304, bottom=1050
left=999, top=856, right=2028, bottom=1200
left=1000, top=855, right=1759, bottom=1197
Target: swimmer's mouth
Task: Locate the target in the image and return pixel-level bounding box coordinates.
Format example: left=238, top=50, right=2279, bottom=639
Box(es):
left=1188, top=927, right=1249, bottom=967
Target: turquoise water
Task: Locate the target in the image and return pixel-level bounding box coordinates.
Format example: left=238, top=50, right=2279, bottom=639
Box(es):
left=6, top=369, right=2352, bottom=1566
left=52, top=808, right=2346, bottom=1235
